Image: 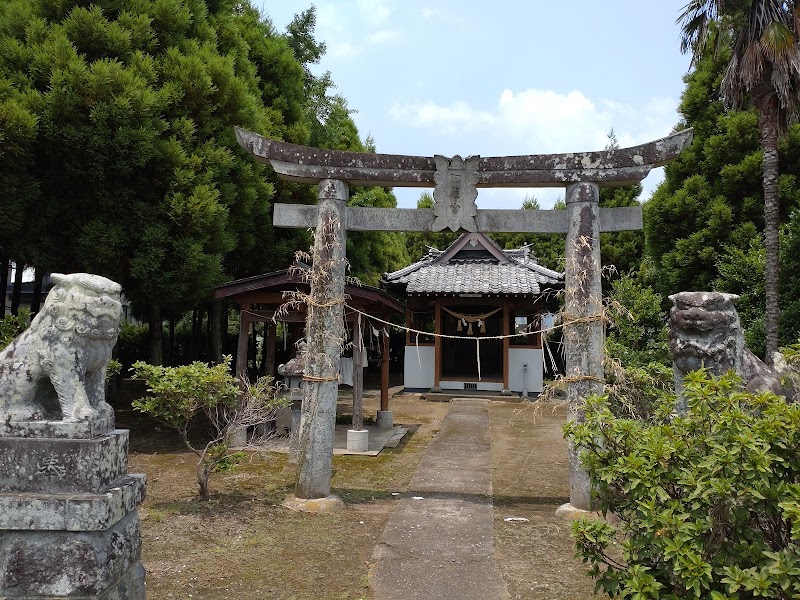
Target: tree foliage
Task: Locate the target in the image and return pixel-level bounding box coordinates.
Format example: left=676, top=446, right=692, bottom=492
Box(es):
left=346, top=187, right=411, bottom=285
left=601, top=275, right=672, bottom=420
left=0, top=1, right=381, bottom=362
left=677, top=1, right=800, bottom=362
left=566, top=370, right=800, bottom=599
left=600, top=183, right=645, bottom=283
left=0, top=308, right=29, bottom=351
left=606, top=276, right=670, bottom=368
left=645, top=45, right=800, bottom=354
left=131, top=356, right=288, bottom=499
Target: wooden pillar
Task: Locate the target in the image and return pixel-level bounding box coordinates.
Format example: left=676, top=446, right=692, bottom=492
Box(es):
left=352, top=314, right=364, bottom=431
left=288, top=323, right=302, bottom=359
left=264, top=323, right=276, bottom=377
left=236, top=304, right=251, bottom=380
left=433, top=300, right=442, bottom=392
left=210, top=299, right=223, bottom=364
left=250, top=319, right=258, bottom=375
left=230, top=304, right=251, bottom=447
left=502, top=300, right=510, bottom=392
left=380, top=327, right=390, bottom=412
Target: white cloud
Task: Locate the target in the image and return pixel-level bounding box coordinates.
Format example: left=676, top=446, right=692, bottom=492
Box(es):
left=357, top=0, right=391, bottom=24
left=368, top=30, right=400, bottom=44
left=308, top=1, right=396, bottom=60
left=391, top=87, right=678, bottom=155
left=314, top=4, right=345, bottom=35
left=494, top=88, right=611, bottom=152
left=389, top=87, right=681, bottom=207
left=328, top=40, right=360, bottom=58
left=389, top=101, right=494, bottom=133
left=421, top=7, right=436, bottom=19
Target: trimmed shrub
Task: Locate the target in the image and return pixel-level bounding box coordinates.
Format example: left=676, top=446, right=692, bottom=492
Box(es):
left=565, top=370, right=800, bottom=599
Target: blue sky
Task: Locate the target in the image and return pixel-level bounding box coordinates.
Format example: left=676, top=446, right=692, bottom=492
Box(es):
left=256, top=1, right=693, bottom=209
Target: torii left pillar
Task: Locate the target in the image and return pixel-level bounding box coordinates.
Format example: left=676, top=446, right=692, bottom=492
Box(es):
left=293, top=179, right=348, bottom=504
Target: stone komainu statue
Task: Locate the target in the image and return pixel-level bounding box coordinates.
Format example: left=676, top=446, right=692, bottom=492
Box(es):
left=669, top=291, right=792, bottom=403
left=0, top=273, right=122, bottom=422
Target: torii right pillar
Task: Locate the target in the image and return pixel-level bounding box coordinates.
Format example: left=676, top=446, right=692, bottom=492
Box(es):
left=564, top=182, right=604, bottom=512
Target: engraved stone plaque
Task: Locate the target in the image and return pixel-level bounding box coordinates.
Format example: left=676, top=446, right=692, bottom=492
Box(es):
left=432, top=155, right=480, bottom=232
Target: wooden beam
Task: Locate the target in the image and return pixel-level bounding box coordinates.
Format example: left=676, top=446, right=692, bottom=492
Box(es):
left=250, top=319, right=257, bottom=376
left=352, top=316, right=364, bottom=431
left=240, top=309, right=307, bottom=323
left=265, top=323, right=276, bottom=377
left=236, top=305, right=250, bottom=380
left=381, top=329, right=390, bottom=412
left=434, top=301, right=442, bottom=390
left=503, top=300, right=510, bottom=392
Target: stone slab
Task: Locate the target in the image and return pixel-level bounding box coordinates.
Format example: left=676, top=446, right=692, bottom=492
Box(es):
left=237, top=126, right=692, bottom=187
left=408, top=401, right=492, bottom=496
left=0, top=511, right=144, bottom=598
left=373, top=496, right=495, bottom=560
left=332, top=425, right=407, bottom=456
left=273, top=204, right=643, bottom=234
left=383, top=428, right=406, bottom=449
left=0, top=475, right=146, bottom=531
left=370, top=398, right=508, bottom=600
left=257, top=425, right=408, bottom=457
left=0, top=430, right=130, bottom=494
left=371, top=554, right=508, bottom=600
left=0, top=415, right=115, bottom=439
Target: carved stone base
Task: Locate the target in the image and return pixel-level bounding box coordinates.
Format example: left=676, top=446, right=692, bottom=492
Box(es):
left=0, top=429, right=146, bottom=598
left=0, top=475, right=146, bottom=531
left=0, top=511, right=145, bottom=599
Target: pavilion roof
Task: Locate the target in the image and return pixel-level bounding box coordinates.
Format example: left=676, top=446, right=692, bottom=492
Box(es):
left=381, top=233, right=563, bottom=296
left=215, top=267, right=404, bottom=315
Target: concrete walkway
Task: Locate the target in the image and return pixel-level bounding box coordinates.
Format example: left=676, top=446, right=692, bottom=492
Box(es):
left=370, top=398, right=509, bottom=600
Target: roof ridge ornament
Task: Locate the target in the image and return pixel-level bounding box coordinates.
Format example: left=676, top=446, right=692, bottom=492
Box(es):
left=432, top=155, right=480, bottom=232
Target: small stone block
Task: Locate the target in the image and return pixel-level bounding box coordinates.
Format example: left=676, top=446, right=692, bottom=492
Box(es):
left=554, top=502, right=609, bottom=521
left=346, top=428, right=369, bottom=452
left=0, top=430, right=130, bottom=494
left=0, top=474, right=146, bottom=531
left=282, top=494, right=346, bottom=513
left=375, top=410, right=394, bottom=428
left=0, top=415, right=115, bottom=439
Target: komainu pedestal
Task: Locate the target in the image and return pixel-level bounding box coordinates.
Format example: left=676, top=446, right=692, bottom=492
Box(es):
left=0, top=273, right=146, bottom=599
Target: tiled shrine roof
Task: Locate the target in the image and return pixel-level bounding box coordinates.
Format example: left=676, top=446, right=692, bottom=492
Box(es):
left=381, top=233, right=563, bottom=296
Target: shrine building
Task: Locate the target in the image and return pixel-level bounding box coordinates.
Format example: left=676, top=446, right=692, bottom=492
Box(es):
left=381, top=232, right=563, bottom=396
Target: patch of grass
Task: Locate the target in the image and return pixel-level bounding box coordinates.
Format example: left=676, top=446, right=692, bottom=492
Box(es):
left=334, top=488, right=394, bottom=504
left=335, top=413, right=376, bottom=425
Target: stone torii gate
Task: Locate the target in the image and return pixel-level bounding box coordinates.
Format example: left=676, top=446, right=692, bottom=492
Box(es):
left=236, top=127, right=692, bottom=510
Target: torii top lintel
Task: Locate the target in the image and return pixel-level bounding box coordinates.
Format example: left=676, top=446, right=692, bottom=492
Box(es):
left=235, top=127, right=693, bottom=188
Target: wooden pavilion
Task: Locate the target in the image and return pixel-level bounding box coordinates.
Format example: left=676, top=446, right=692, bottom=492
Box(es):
left=214, top=267, right=404, bottom=413
left=381, top=232, right=563, bottom=396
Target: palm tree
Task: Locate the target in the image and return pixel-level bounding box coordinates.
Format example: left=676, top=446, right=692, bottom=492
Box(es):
left=678, top=0, right=800, bottom=363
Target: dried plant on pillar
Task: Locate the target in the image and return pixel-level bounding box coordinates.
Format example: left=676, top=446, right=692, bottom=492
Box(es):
left=281, top=187, right=350, bottom=499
